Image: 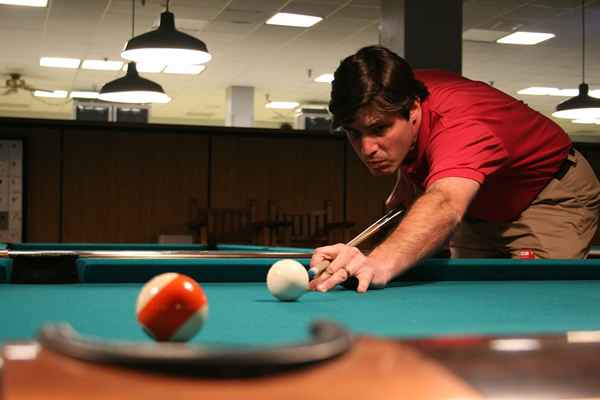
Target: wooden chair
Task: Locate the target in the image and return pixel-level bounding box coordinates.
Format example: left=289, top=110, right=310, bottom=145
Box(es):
left=190, top=200, right=270, bottom=246
left=267, top=200, right=354, bottom=248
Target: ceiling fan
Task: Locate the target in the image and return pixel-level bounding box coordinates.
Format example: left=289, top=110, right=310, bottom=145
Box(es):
left=0, top=73, right=52, bottom=96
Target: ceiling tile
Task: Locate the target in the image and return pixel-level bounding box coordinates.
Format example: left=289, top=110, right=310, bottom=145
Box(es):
left=331, top=4, right=380, bottom=20
left=281, top=1, right=343, bottom=17
left=204, top=20, right=261, bottom=35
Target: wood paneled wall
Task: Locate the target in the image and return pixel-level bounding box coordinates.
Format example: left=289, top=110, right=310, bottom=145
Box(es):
left=61, top=128, right=210, bottom=242
left=0, top=119, right=368, bottom=243
left=3, top=118, right=599, bottom=245
left=211, top=135, right=346, bottom=222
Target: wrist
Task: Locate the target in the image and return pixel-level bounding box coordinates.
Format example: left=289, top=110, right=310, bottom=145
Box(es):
left=367, top=251, right=402, bottom=286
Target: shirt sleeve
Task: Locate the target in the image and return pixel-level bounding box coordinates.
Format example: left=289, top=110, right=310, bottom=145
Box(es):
left=424, top=118, right=509, bottom=188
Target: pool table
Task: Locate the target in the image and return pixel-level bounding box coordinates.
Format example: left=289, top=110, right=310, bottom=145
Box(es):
left=3, top=242, right=600, bottom=399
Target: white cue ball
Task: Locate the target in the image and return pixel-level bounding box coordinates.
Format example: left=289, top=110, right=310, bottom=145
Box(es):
left=266, top=259, right=309, bottom=301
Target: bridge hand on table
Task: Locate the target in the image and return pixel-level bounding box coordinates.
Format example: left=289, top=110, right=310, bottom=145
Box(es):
left=309, top=243, right=382, bottom=293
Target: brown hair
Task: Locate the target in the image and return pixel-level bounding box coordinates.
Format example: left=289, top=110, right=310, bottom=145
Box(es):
left=329, top=46, right=429, bottom=130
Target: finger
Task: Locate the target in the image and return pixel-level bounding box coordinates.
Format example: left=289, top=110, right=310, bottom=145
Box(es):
left=337, top=256, right=367, bottom=291
left=311, top=243, right=346, bottom=261
left=355, top=269, right=374, bottom=293
left=309, top=244, right=344, bottom=280
left=310, top=243, right=346, bottom=269
left=308, top=272, right=331, bottom=290
left=316, top=268, right=350, bottom=292
left=340, top=251, right=366, bottom=276
left=308, top=269, right=331, bottom=290
left=325, top=246, right=361, bottom=276
left=310, top=250, right=329, bottom=266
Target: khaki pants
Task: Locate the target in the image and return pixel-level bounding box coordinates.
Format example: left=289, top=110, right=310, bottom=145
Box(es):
left=450, top=149, right=600, bottom=259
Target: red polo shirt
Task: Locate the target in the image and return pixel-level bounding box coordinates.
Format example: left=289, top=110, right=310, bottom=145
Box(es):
left=402, top=70, right=572, bottom=222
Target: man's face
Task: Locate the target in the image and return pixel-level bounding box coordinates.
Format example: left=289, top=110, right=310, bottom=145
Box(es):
left=344, top=102, right=421, bottom=176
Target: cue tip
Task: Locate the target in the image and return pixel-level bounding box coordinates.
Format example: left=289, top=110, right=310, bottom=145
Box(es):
left=308, top=259, right=330, bottom=281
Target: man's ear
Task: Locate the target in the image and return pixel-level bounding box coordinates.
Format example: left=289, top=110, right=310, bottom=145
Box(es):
left=409, top=99, right=421, bottom=125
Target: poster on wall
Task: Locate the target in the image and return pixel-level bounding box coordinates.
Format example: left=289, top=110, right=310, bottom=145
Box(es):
left=0, top=140, right=22, bottom=243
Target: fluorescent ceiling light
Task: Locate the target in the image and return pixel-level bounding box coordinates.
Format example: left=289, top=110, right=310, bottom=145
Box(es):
left=33, top=90, right=68, bottom=98
left=554, top=88, right=579, bottom=97
left=0, top=0, right=48, bottom=6
left=497, top=31, right=555, bottom=45
left=300, top=103, right=328, bottom=110
left=163, top=64, right=206, bottom=74
left=266, top=101, right=299, bottom=109
left=517, top=87, right=560, bottom=96
left=81, top=59, right=124, bottom=71
left=70, top=91, right=99, bottom=99
left=517, top=87, right=586, bottom=97
left=315, top=73, right=334, bottom=83
left=40, top=57, right=81, bottom=69
left=123, top=48, right=212, bottom=66
left=266, top=12, right=322, bottom=28
left=123, top=63, right=165, bottom=73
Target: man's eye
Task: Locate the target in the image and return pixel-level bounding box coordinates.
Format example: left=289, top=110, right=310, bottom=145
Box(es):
left=345, top=129, right=361, bottom=138
left=371, top=125, right=388, bottom=134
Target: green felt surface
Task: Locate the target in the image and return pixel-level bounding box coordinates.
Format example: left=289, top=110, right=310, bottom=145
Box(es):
left=4, top=243, right=600, bottom=346
left=75, top=258, right=600, bottom=283
left=0, top=259, right=9, bottom=282
left=77, top=258, right=310, bottom=283
left=3, top=280, right=600, bottom=346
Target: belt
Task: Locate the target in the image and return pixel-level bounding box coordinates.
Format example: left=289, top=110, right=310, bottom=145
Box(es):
left=555, top=147, right=576, bottom=180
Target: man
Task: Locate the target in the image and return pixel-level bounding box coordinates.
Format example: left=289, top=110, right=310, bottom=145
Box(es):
left=310, top=46, right=600, bottom=293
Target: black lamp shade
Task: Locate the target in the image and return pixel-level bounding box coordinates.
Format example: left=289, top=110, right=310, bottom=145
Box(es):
left=553, top=83, right=600, bottom=119
left=99, top=63, right=171, bottom=104
left=122, top=11, right=211, bottom=65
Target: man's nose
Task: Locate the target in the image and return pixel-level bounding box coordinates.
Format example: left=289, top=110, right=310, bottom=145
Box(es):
left=361, top=136, right=378, bottom=157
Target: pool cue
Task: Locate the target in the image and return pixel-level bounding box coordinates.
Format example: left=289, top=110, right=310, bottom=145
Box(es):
left=307, top=207, right=405, bottom=280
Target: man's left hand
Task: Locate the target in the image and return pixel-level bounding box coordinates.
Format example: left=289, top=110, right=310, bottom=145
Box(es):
left=308, top=243, right=392, bottom=293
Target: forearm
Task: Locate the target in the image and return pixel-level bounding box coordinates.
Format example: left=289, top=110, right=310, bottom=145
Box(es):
left=369, top=188, right=463, bottom=279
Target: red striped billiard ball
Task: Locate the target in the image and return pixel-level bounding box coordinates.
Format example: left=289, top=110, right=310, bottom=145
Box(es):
left=136, top=273, right=208, bottom=342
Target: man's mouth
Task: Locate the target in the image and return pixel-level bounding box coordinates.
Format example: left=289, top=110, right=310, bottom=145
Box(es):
left=367, top=160, right=386, bottom=168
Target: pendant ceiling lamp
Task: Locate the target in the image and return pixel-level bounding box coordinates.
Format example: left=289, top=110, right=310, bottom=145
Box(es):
left=99, top=62, right=171, bottom=103
left=99, top=0, right=170, bottom=104
left=121, top=0, right=212, bottom=66
left=552, top=0, right=600, bottom=120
